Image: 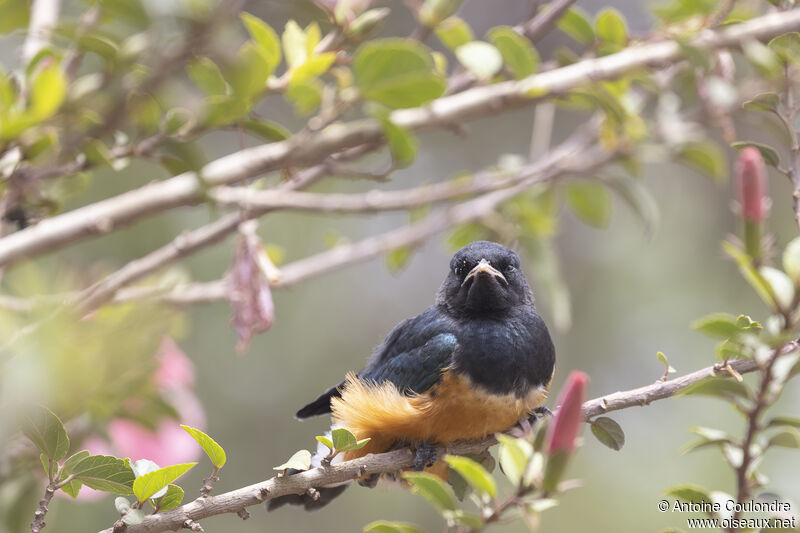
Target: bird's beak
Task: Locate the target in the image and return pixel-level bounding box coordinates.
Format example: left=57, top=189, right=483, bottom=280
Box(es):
left=462, top=258, right=508, bottom=287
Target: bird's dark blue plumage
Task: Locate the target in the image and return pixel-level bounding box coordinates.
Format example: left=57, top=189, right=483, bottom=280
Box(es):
left=274, top=241, right=555, bottom=512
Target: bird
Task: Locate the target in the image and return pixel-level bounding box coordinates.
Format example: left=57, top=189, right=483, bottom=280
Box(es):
left=268, top=241, right=555, bottom=511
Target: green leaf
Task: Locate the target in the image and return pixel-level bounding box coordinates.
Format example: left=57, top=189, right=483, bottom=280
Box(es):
left=331, top=427, right=358, bottom=450
left=744, top=39, right=782, bottom=78
left=722, top=241, right=778, bottom=308
left=181, top=425, right=226, bottom=469
left=61, top=450, right=91, bottom=480
left=691, top=312, right=742, bottom=338
left=678, top=141, right=729, bottom=183
left=446, top=510, right=485, bottom=528
left=731, top=141, right=780, bottom=168
left=455, top=41, right=503, bottom=80
left=556, top=7, right=595, bottom=45
left=657, top=351, right=676, bottom=376
left=379, top=117, right=418, bottom=168
left=152, top=484, right=184, bottom=511
left=595, top=8, right=627, bottom=47
left=72, top=455, right=135, bottom=495
left=679, top=377, right=750, bottom=400
left=19, top=405, right=70, bottom=462
left=60, top=479, right=83, bottom=498
left=402, top=471, right=458, bottom=511
left=565, top=181, right=611, bottom=228
left=487, top=26, right=539, bottom=79
left=290, top=52, right=336, bottom=85
left=759, top=266, right=794, bottom=310
left=242, top=118, right=290, bottom=142
left=353, top=38, right=446, bottom=108
left=443, top=455, right=497, bottom=498
left=766, top=416, right=800, bottom=429
left=30, top=63, right=67, bottom=120
left=228, top=41, right=269, bottom=99
left=783, top=236, right=800, bottom=284
left=273, top=449, right=312, bottom=471
left=133, top=463, right=196, bottom=503
left=435, top=17, right=473, bottom=50
left=386, top=246, right=413, bottom=273
left=187, top=58, right=228, bottom=96
left=495, top=433, right=532, bottom=487
left=316, top=435, right=333, bottom=451
left=285, top=79, right=322, bottom=115
left=364, top=521, right=425, bottom=533
left=767, top=428, right=800, bottom=449
left=241, top=12, right=281, bottom=76
left=768, top=32, right=800, bottom=66
left=742, top=92, right=780, bottom=113
left=666, top=484, right=712, bottom=505
left=282, top=20, right=307, bottom=69
left=0, top=0, right=29, bottom=34
left=590, top=417, right=625, bottom=451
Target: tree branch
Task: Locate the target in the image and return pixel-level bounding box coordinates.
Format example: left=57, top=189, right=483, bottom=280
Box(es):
left=22, top=0, right=61, bottom=64
left=3, top=10, right=799, bottom=267
left=95, top=355, right=782, bottom=533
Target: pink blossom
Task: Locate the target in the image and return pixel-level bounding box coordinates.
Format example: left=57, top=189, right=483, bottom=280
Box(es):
left=154, top=336, right=195, bottom=390
left=546, top=371, right=589, bottom=454
left=736, top=147, right=769, bottom=222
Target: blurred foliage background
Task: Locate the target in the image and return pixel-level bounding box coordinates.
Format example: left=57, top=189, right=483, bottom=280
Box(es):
left=1, top=0, right=799, bottom=532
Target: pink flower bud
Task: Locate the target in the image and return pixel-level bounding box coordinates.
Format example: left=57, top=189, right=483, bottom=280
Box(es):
left=546, top=371, right=589, bottom=454
left=736, top=147, right=769, bottom=222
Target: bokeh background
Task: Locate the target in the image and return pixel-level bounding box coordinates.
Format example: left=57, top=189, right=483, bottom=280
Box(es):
left=1, top=0, right=799, bottom=531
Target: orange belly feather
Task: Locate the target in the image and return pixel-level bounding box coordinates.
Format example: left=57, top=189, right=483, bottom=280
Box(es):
left=331, top=370, right=551, bottom=467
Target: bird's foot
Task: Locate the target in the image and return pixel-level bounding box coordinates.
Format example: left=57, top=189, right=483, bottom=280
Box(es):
left=529, top=406, right=553, bottom=422
left=413, top=441, right=438, bottom=471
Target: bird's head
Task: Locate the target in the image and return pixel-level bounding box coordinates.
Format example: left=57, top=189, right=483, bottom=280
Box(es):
left=436, top=241, right=534, bottom=317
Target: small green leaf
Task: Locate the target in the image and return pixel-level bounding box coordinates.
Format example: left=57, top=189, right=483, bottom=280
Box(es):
left=680, top=377, right=750, bottom=400
left=446, top=510, right=484, bottom=528
left=731, top=141, right=780, bottom=168
left=285, top=79, right=322, bottom=115
left=743, top=39, right=782, bottom=78
left=768, top=32, right=800, bottom=66
left=379, top=117, right=418, bottom=168
left=666, top=484, right=712, bottom=505
left=72, top=455, right=135, bottom=495
left=290, top=52, right=336, bottom=85
left=353, top=38, right=446, bottom=108
left=364, top=521, right=425, bottom=533
left=181, top=425, right=226, bottom=469
left=187, top=58, right=228, bottom=96
left=60, top=450, right=91, bottom=480
left=19, top=405, right=70, bottom=462
left=443, top=455, right=497, bottom=498
left=386, top=246, right=414, bottom=273
left=273, top=449, right=312, bottom=471
left=228, top=41, right=269, bottom=99
left=767, top=428, right=800, bottom=449
left=133, top=463, right=196, bottom=503
left=759, top=266, right=794, bottom=310
left=281, top=20, right=307, bottom=69
left=783, top=236, right=800, bottom=284
left=556, top=7, right=595, bottom=45
left=604, top=174, right=660, bottom=236
left=678, top=141, right=729, bottom=183
left=241, top=12, right=281, bottom=76
left=316, top=436, right=333, bottom=451
left=742, top=92, right=780, bottom=113
left=402, top=471, right=458, bottom=511
left=30, top=63, right=66, bottom=119
left=242, top=119, right=290, bottom=142
left=331, top=428, right=358, bottom=451
left=487, top=26, right=539, bottom=79
left=691, top=312, right=741, bottom=338
left=495, top=433, right=532, bottom=487
left=595, top=8, right=627, bottom=47
left=590, top=417, right=625, bottom=451
left=722, top=241, right=778, bottom=308
left=455, top=41, right=503, bottom=80
left=766, top=416, right=800, bottom=429
left=565, top=181, right=611, bottom=228
left=657, top=351, right=676, bottom=376
left=152, top=484, right=184, bottom=511
left=435, top=17, right=473, bottom=50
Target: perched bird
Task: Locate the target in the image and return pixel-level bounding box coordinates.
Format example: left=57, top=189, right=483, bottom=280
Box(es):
left=269, top=241, right=555, bottom=510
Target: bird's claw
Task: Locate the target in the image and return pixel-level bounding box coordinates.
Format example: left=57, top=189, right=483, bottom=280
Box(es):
left=413, top=441, right=438, bottom=471
left=528, top=406, right=553, bottom=423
